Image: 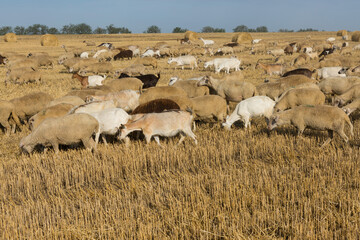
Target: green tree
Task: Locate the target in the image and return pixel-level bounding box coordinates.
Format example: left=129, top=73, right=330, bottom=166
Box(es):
left=213, top=28, right=225, bottom=33
left=106, top=24, right=131, bottom=34
left=145, top=25, right=161, bottom=33
left=25, top=24, right=49, bottom=35
left=201, top=26, right=215, bottom=33
left=61, top=24, right=76, bottom=34
left=74, top=23, right=92, bottom=34
left=14, top=26, right=25, bottom=35
left=256, top=26, right=268, bottom=32
left=278, top=29, right=294, bottom=32
left=93, top=27, right=107, bottom=34
left=48, top=27, right=59, bottom=34
left=172, top=27, right=188, bottom=33
left=233, top=25, right=248, bottom=32
left=118, top=27, right=131, bottom=34
left=0, top=26, right=12, bottom=35
left=297, top=28, right=318, bottom=32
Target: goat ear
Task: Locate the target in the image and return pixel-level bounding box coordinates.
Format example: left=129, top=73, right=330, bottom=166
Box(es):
left=119, top=124, right=125, bottom=130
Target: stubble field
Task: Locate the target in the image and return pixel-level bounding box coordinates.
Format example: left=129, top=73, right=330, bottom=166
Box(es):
left=0, top=32, right=359, bottom=239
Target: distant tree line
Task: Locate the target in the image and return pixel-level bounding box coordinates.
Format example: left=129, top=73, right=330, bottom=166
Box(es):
left=0, top=23, right=322, bottom=35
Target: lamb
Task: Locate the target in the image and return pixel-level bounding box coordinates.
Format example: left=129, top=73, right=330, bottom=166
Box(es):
left=168, top=77, right=209, bottom=98
left=139, top=86, right=188, bottom=105
left=334, top=84, right=360, bottom=107
left=20, top=113, right=100, bottom=154
left=141, top=49, right=160, bottom=58
left=96, top=51, right=114, bottom=62
left=197, top=76, right=256, bottom=102
left=216, top=47, right=234, bottom=55
left=273, top=88, right=326, bottom=112
left=168, top=55, right=197, bottom=70
left=118, top=73, right=160, bottom=89
left=85, top=90, right=140, bottom=112
left=268, top=105, right=353, bottom=147
left=10, top=92, right=54, bottom=123
left=16, top=71, right=42, bottom=84
left=28, top=103, right=75, bottom=131
left=316, top=67, right=346, bottom=80
left=199, top=38, right=214, bottom=47
left=89, top=108, right=130, bottom=145
left=317, top=77, right=360, bottom=95
left=68, top=100, right=116, bottom=114
left=134, top=57, right=158, bottom=68
left=282, top=68, right=313, bottom=79
left=79, top=62, right=114, bottom=75
left=114, top=50, right=133, bottom=60
left=29, top=55, right=53, bottom=69
left=118, top=110, right=197, bottom=146
left=190, top=95, right=227, bottom=122
left=222, top=96, right=275, bottom=130
left=72, top=72, right=106, bottom=88
left=48, top=96, right=85, bottom=107
left=5, top=67, right=35, bottom=85
left=0, top=100, right=21, bottom=135
left=131, top=99, right=180, bottom=115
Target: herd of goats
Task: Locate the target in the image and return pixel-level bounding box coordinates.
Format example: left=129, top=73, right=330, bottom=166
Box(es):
left=1, top=34, right=360, bottom=154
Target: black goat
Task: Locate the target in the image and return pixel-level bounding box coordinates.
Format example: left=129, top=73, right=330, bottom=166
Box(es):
left=114, top=50, right=133, bottom=60
left=119, top=73, right=160, bottom=88
left=319, top=47, right=335, bottom=58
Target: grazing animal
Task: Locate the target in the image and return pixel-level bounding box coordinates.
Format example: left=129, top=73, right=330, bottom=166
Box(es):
left=282, top=68, right=313, bottom=78
left=72, top=72, right=106, bottom=88
left=268, top=105, right=353, bottom=147
left=255, top=61, right=285, bottom=76
left=199, top=38, right=214, bottom=46
left=316, top=67, right=346, bottom=80
left=168, top=77, right=209, bottom=98
left=68, top=100, right=116, bottom=114
left=98, top=43, right=113, bottom=49
left=119, top=110, right=197, bottom=146
left=0, top=100, right=21, bottom=135
left=215, top=58, right=241, bottom=74
left=83, top=40, right=96, bottom=46
left=20, top=113, right=100, bottom=154
left=168, top=55, right=197, bottom=70
left=131, top=99, right=180, bottom=115
left=334, top=84, right=360, bottom=107
left=222, top=96, right=275, bottom=130
left=118, top=73, right=160, bottom=88
left=319, top=47, right=335, bottom=58
left=190, top=95, right=227, bottom=123
left=114, top=50, right=133, bottom=60
left=141, top=49, right=160, bottom=58
left=342, top=98, right=360, bottom=115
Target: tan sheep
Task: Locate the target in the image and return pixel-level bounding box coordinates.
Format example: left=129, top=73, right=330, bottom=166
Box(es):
left=317, top=77, right=360, bottom=95
left=273, top=88, right=325, bottom=112
left=334, top=84, right=360, bottom=107
left=168, top=77, right=209, bottom=98
left=16, top=71, right=42, bottom=84
left=139, top=86, right=188, bottom=105
left=291, top=53, right=310, bottom=66
left=20, top=113, right=99, bottom=154
left=104, top=77, right=144, bottom=92
left=68, top=58, right=98, bottom=72
left=342, top=98, right=360, bottom=115
left=197, top=76, right=256, bottom=102
left=79, top=62, right=114, bottom=75
left=32, top=55, right=54, bottom=69
left=162, top=95, right=194, bottom=111
left=48, top=95, right=85, bottom=107
left=315, top=58, right=342, bottom=68
left=0, top=100, right=21, bottom=135
left=115, top=64, right=146, bottom=77
left=65, top=89, right=109, bottom=101
left=28, top=103, right=75, bottom=131
left=268, top=105, right=353, bottom=147
left=134, top=57, right=158, bottom=68
left=5, top=67, right=35, bottom=85
left=190, top=95, right=227, bottom=122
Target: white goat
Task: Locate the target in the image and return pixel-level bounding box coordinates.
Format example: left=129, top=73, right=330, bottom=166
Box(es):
left=88, top=75, right=107, bottom=87
left=141, top=49, right=160, bottom=58
left=199, top=38, right=214, bottom=47
left=80, top=52, right=89, bottom=59
left=222, top=96, right=275, bottom=129
left=215, top=58, right=241, bottom=74
left=316, top=67, right=346, bottom=79
left=168, top=55, right=198, bottom=70
left=89, top=108, right=130, bottom=145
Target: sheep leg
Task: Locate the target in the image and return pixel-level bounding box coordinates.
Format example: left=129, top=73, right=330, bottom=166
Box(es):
left=82, top=137, right=96, bottom=152
left=0, top=119, right=10, bottom=136
left=50, top=141, right=60, bottom=154
left=101, top=135, right=108, bottom=145
left=184, top=128, right=197, bottom=145
left=321, top=130, right=334, bottom=148
left=336, top=129, right=349, bottom=143
left=153, top=136, right=163, bottom=147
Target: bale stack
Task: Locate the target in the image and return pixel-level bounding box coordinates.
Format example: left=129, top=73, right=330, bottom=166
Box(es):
left=40, top=34, right=59, bottom=46
left=336, top=30, right=348, bottom=37
left=4, top=33, right=17, bottom=42
left=351, top=31, right=360, bottom=42
left=184, top=31, right=199, bottom=42
left=232, top=33, right=253, bottom=44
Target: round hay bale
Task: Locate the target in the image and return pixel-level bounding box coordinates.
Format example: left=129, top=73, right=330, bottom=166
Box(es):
left=336, top=30, right=348, bottom=36
left=4, top=33, right=17, bottom=42
left=40, top=34, right=59, bottom=46
left=184, top=31, right=199, bottom=41
left=232, top=32, right=253, bottom=44
left=351, top=31, right=360, bottom=42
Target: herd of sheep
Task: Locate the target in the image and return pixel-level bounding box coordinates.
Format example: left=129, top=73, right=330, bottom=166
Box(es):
left=1, top=32, right=360, bottom=154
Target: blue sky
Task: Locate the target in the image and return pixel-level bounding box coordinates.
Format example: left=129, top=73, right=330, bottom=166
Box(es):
left=1, top=0, right=359, bottom=33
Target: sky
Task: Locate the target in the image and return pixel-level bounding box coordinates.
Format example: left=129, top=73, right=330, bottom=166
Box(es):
left=1, top=0, right=359, bottom=33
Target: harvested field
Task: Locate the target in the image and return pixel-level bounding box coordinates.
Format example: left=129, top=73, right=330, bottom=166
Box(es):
left=1, top=32, right=360, bottom=239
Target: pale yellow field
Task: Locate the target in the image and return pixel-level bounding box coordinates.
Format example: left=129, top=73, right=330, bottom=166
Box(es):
left=0, top=32, right=360, bottom=239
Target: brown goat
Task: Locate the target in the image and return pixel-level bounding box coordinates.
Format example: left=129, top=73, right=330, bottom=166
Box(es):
left=72, top=72, right=89, bottom=88
left=131, top=99, right=180, bottom=115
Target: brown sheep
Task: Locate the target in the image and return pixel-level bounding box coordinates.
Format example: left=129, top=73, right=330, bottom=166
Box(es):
left=0, top=100, right=22, bottom=135
left=190, top=95, right=227, bottom=122
left=273, top=88, right=326, bottom=112
left=139, top=86, right=188, bottom=105
left=134, top=57, right=158, bottom=69
left=28, top=103, right=75, bottom=131
left=20, top=113, right=100, bottom=154
left=268, top=105, right=353, bottom=147
left=131, top=99, right=180, bottom=115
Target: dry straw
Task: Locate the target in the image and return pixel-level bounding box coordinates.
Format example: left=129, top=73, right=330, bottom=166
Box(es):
left=232, top=32, right=253, bottom=44
left=336, top=30, right=348, bottom=36
left=351, top=31, right=360, bottom=42
left=40, top=34, right=59, bottom=46
left=184, top=31, right=199, bottom=41
left=4, top=33, right=17, bottom=42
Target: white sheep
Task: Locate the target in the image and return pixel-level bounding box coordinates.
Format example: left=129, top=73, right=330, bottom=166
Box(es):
left=215, top=58, right=241, bottom=74
left=168, top=55, right=197, bottom=70
left=316, top=67, right=346, bottom=79
left=222, top=96, right=275, bottom=129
